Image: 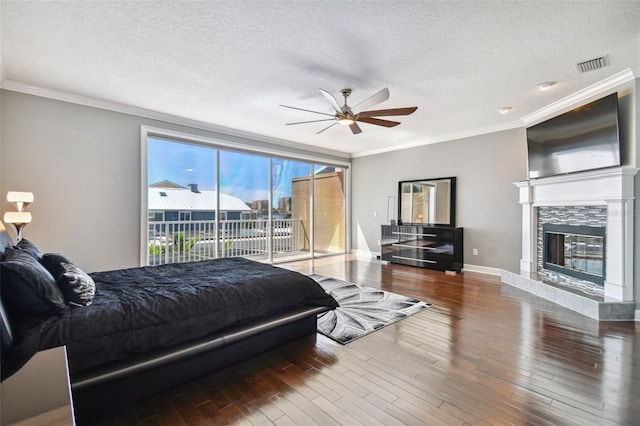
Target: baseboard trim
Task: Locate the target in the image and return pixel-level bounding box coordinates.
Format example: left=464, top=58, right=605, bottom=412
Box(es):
left=462, top=264, right=502, bottom=276
left=350, top=249, right=380, bottom=259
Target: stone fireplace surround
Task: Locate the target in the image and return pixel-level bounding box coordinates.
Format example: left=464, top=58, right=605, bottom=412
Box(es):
left=537, top=206, right=607, bottom=295
left=501, top=166, right=638, bottom=320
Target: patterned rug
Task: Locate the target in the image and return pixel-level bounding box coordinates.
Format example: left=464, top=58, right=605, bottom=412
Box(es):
left=310, top=274, right=431, bottom=344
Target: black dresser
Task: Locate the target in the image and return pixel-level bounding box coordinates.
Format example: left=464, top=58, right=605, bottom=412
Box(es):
left=381, top=225, right=463, bottom=272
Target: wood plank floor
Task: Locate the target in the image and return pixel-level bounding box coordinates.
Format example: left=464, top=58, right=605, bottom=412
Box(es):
left=89, top=255, right=639, bottom=425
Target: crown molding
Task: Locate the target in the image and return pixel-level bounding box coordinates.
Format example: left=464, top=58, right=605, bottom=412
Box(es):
left=0, top=79, right=351, bottom=160
left=3, top=66, right=638, bottom=160
left=351, top=121, right=523, bottom=158
left=521, top=67, right=638, bottom=126
left=352, top=67, right=640, bottom=158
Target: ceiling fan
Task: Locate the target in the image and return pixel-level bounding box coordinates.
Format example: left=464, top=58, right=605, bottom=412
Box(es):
left=280, top=87, right=418, bottom=135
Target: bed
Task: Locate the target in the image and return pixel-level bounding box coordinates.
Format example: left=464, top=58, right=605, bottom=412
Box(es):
left=0, top=231, right=338, bottom=420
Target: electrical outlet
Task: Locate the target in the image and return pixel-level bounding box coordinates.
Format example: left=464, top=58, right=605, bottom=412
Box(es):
left=472, top=248, right=478, bottom=256
left=373, top=211, right=378, bottom=217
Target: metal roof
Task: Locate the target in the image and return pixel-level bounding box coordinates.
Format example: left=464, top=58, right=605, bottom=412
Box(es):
left=148, top=187, right=251, bottom=212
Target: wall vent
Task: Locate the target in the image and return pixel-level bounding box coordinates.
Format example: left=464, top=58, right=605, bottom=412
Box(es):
left=575, top=55, right=609, bottom=73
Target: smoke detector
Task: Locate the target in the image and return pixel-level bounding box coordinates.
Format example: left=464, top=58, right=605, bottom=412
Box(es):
left=575, top=55, right=609, bottom=73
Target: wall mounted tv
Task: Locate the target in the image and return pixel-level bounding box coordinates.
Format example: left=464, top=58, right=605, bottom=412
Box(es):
left=526, top=92, right=621, bottom=179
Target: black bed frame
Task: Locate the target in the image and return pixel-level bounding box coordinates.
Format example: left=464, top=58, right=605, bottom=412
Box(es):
left=0, top=230, right=328, bottom=422
left=71, top=306, right=324, bottom=420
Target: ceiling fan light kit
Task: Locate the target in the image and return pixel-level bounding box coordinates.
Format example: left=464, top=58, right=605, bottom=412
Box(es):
left=281, top=87, right=417, bottom=135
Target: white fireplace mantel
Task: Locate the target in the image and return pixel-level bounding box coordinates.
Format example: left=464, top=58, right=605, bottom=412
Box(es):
left=514, top=166, right=638, bottom=302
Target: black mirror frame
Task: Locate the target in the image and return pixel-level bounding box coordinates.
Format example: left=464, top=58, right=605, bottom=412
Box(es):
left=397, top=176, right=456, bottom=227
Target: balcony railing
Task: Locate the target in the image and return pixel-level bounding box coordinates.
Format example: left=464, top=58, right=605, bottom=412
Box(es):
left=147, top=218, right=306, bottom=266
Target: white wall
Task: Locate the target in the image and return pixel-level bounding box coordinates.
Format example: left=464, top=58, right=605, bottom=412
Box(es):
left=0, top=90, right=347, bottom=272
left=352, top=128, right=528, bottom=273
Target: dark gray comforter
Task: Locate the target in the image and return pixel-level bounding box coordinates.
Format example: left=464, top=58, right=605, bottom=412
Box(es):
left=2, top=257, right=337, bottom=378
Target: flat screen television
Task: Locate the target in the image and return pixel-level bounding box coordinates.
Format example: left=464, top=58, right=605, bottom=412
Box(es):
left=526, top=93, right=621, bottom=179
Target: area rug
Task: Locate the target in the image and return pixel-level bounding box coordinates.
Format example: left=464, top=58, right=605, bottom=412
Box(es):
left=310, top=274, right=431, bottom=344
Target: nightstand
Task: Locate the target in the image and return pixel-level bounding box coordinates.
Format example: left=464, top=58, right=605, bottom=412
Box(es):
left=1, top=346, right=74, bottom=425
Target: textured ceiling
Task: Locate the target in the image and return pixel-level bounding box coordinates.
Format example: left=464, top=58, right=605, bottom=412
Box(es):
left=1, top=1, right=639, bottom=157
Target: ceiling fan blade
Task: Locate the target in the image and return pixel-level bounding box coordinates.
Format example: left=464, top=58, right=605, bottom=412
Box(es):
left=280, top=104, right=335, bottom=117
left=352, top=87, right=390, bottom=111
left=357, top=116, right=401, bottom=127
left=286, top=118, right=336, bottom=125
left=358, top=107, right=418, bottom=118
left=349, top=122, right=363, bottom=135
left=316, top=122, right=338, bottom=134
left=319, top=88, right=343, bottom=113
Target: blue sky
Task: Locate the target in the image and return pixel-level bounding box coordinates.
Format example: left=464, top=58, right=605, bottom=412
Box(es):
left=148, top=138, right=314, bottom=205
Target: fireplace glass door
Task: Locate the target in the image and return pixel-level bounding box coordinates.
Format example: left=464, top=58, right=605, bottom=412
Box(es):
left=543, top=224, right=605, bottom=285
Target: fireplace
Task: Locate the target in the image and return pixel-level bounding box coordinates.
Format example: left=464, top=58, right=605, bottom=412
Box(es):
left=505, top=167, right=638, bottom=319
left=542, top=224, right=605, bottom=286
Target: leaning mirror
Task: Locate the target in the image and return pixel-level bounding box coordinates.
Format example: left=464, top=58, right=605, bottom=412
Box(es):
left=398, top=177, right=456, bottom=227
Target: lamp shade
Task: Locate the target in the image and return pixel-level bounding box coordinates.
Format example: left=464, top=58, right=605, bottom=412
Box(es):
left=7, top=192, right=34, bottom=203
left=3, top=211, right=32, bottom=225
left=6, top=191, right=34, bottom=212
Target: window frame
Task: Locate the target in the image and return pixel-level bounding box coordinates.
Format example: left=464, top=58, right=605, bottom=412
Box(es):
left=140, top=125, right=351, bottom=266
left=148, top=211, right=165, bottom=222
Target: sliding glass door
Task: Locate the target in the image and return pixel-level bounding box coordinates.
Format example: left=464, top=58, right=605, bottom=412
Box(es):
left=313, top=164, right=345, bottom=255
left=219, top=150, right=269, bottom=260
left=144, top=134, right=347, bottom=266
left=147, top=138, right=217, bottom=265
left=273, top=159, right=312, bottom=261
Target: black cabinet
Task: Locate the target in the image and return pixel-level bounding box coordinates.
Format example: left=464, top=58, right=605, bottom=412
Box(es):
left=381, top=225, right=463, bottom=272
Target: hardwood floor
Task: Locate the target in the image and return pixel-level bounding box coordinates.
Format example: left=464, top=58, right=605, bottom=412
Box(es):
left=90, top=255, right=639, bottom=425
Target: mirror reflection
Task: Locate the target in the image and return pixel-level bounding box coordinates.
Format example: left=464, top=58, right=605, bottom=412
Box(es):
left=399, top=177, right=455, bottom=226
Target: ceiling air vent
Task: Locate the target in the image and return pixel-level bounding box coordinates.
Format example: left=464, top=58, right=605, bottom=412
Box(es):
left=575, top=55, right=609, bottom=73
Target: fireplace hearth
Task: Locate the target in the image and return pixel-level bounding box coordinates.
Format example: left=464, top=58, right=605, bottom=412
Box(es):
left=543, top=224, right=605, bottom=286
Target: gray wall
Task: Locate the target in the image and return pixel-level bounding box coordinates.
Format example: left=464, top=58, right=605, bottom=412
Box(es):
left=633, top=78, right=640, bottom=306
left=1, top=82, right=638, bottom=283
left=609, top=79, right=639, bottom=307
left=352, top=128, right=528, bottom=273
left=0, top=90, right=347, bottom=272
